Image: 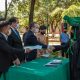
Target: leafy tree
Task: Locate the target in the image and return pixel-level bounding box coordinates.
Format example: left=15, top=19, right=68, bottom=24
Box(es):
left=62, top=5, right=80, bottom=17
left=0, top=0, right=80, bottom=30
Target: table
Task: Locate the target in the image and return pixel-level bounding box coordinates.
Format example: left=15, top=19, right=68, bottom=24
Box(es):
left=0, top=58, right=69, bottom=80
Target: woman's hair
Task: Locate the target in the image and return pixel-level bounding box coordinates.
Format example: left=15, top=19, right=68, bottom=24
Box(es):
left=39, top=25, right=47, bottom=30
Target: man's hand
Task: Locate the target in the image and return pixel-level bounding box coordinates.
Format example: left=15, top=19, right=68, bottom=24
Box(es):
left=48, top=46, right=55, bottom=50
left=25, top=48, right=32, bottom=53
left=13, top=58, right=20, bottom=66
left=37, top=49, right=45, bottom=58
left=46, top=49, right=52, bottom=53
left=47, top=46, right=55, bottom=53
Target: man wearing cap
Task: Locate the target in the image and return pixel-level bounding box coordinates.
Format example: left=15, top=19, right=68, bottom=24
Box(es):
left=0, top=21, right=31, bottom=77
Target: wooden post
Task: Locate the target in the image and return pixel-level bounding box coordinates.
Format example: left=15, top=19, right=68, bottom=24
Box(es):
left=29, top=0, right=36, bottom=25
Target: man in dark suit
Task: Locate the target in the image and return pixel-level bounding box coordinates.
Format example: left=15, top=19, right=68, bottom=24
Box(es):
left=23, top=22, right=54, bottom=61
left=0, top=21, right=21, bottom=77
left=0, top=21, right=31, bottom=77
left=8, top=17, right=25, bottom=62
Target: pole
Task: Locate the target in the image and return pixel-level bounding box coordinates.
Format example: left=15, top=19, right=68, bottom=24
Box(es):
left=45, top=0, right=49, bottom=44
left=5, top=0, right=7, bottom=20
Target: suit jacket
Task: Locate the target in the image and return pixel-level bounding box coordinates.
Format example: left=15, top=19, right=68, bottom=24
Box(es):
left=0, top=33, right=24, bottom=73
left=8, top=28, right=25, bottom=61
left=23, top=30, right=47, bottom=61
left=23, top=30, right=47, bottom=48
left=8, top=28, right=23, bottom=49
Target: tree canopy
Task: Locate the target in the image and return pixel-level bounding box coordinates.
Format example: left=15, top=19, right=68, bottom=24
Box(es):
left=0, top=0, right=80, bottom=30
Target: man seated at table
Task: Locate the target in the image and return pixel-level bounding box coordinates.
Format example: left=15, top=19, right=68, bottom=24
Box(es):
left=23, top=22, right=54, bottom=61
left=0, top=21, right=31, bottom=77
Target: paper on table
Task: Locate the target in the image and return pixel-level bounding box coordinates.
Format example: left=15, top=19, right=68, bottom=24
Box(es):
left=24, top=45, right=42, bottom=50
left=41, top=53, right=50, bottom=58
left=51, top=59, right=62, bottom=64
left=45, top=59, right=62, bottom=67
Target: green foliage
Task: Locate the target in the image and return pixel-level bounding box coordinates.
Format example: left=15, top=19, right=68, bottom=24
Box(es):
left=62, top=5, right=80, bottom=17
left=50, top=7, right=64, bottom=22
left=0, top=11, right=4, bottom=18
left=0, top=0, right=80, bottom=29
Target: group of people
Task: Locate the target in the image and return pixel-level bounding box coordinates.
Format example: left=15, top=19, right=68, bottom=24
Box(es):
left=1, top=16, right=79, bottom=80
left=0, top=17, right=54, bottom=77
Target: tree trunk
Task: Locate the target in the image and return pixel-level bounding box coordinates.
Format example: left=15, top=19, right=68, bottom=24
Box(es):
left=51, top=21, right=54, bottom=32
left=0, top=0, right=7, bottom=21
left=5, top=0, right=7, bottom=20
left=29, top=0, right=36, bottom=25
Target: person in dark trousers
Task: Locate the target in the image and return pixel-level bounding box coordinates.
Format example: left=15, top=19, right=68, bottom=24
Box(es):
left=8, top=17, right=25, bottom=62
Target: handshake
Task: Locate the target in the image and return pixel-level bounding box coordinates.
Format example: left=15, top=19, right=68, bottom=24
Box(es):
left=47, top=45, right=55, bottom=53
left=24, top=45, right=55, bottom=55
left=13, top=45, right=55, bottom=66
left=37, top=46, right=55, bottom=58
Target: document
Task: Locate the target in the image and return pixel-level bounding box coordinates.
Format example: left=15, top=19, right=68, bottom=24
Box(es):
left=24, top=45, right=42, bottom=50
left=45, top=59, right=62, bottom=67
left=41, top=53, right=50, bottom=58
